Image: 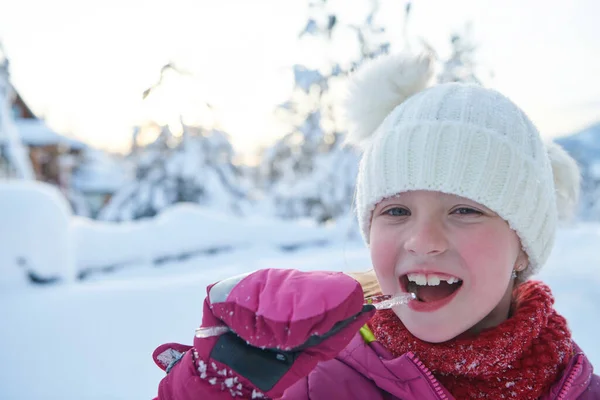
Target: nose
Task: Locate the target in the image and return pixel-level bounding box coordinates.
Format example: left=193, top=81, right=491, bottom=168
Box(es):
left=403, top=217, right=449, bottom=256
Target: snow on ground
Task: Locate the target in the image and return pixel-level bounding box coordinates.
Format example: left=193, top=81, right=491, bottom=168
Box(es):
left=0, top=224, right=598, bottom=400
left=0, top=182, right=75, bottom=286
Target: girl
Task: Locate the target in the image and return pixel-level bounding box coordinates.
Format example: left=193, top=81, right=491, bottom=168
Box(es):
left=152, top=53, right=599, bottom=399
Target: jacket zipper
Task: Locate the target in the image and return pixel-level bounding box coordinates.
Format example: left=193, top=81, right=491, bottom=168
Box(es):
left=556, top=355, right=583, bottom=400
left=407, top=352, right=448, bottom=400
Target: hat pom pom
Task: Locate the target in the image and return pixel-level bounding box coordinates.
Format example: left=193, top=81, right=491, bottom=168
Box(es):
left=546, top=141, right=581, bottom=221
left=343, top=52, right=434, bottom=149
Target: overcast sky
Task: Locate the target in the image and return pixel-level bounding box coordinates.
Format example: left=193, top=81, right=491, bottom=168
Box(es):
left=0, top=0, right=598, bottom=156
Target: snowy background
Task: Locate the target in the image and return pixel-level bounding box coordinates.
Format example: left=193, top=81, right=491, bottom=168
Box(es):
left=0, top=1, right=599, bottom=399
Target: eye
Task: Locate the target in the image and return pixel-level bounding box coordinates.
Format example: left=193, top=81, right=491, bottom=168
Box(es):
left=451, top=207, right=483, bottom=216
left=383, top=207, right=410, bottom=217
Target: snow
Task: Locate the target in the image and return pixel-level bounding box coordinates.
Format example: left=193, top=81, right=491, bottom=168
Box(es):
left=0, top=218, right=598, bottom=399
left=1, top=180, right=330, bottom=284
left=0, top=181, right=75, bottom=287
left=13, top=118, right=86, bottom=149
left=71, top=148, right=130, bottom=193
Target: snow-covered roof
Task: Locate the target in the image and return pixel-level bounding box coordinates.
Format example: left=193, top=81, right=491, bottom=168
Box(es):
left=14, top=118, right=87, bottom=149
left=71, top=149, right=130, bottom=194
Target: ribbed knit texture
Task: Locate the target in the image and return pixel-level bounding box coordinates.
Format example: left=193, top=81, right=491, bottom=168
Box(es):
left=356, top=83, right=557, bottom=279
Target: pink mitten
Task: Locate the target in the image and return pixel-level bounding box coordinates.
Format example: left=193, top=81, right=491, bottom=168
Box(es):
left=153, top=269, right=374, bottom=399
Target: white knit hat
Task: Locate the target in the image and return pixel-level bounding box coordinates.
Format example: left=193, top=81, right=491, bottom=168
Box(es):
left=345, top=53, right=580, bottom=280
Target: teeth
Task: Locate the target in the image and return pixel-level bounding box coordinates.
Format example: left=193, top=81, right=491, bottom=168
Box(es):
left=407, top=273, right=461, bottom=286
left=408, top=273, right=428, bottom=286
left=427, top=275, right=441, bottom=286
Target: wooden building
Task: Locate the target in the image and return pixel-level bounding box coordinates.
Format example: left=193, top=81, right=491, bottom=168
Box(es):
left=11, top=91, right=86, bottom=188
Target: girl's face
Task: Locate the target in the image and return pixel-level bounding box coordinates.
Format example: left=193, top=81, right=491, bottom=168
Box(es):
left=370, top=191, right=527, bottom=343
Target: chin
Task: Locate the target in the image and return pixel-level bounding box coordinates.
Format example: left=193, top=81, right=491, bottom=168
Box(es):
left=407, top=326, right=462, bottom=343
left=397, top=312, right=472, bottom=343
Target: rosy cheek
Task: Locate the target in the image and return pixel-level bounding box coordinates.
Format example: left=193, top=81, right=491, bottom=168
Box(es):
left=370, top=227, right=398, bottom=277
left=457, top=227, right=513, bottom=279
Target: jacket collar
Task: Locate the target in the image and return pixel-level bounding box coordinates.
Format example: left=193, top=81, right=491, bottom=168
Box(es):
left=540, top=343, right=594, bottom=400
left=337, top=333, right=451, bottom=400
left=337, top=331, right=594, bottom=400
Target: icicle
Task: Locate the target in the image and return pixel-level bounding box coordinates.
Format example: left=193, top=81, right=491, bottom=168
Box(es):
left=365, top=293, right=416, bottom=310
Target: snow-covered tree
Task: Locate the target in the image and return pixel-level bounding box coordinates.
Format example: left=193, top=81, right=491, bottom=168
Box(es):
left=437, top=23, right=482, bottom=85
left=98, top=123, right=250, bottom=221
left=0, top=43, right=34, bottom=180
left=268, top=137, right=359, bottom=223
left=259, top=0, right=390, bottom=223
left=98, top=60, right=251, bottom=221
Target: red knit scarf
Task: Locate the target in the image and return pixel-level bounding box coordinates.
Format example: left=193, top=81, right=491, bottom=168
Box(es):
left=367, top=281, right=573, bottom=400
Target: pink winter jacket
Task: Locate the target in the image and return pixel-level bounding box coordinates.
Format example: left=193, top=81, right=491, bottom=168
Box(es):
left=282, top=332, right=599, bottom=400
left=153, top=268, right=598, bottom=399
left=154, top=330, right=599, bottom=399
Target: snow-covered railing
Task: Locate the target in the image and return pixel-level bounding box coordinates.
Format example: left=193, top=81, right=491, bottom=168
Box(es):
left=0, top=181, right=347, bottom=285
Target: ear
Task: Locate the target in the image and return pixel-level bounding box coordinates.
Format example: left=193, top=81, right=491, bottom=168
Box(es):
left=515, top=250, right=529, bottom=272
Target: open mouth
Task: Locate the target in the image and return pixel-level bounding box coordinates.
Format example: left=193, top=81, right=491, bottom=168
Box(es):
left=400, top=273, right=463, bottom=303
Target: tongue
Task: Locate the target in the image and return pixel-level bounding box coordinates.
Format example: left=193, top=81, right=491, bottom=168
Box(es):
left=413, top=282, right=460, bottom=303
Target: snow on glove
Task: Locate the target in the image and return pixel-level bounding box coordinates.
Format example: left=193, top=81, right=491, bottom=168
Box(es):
left=153, top=268, right=375, bottom=400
